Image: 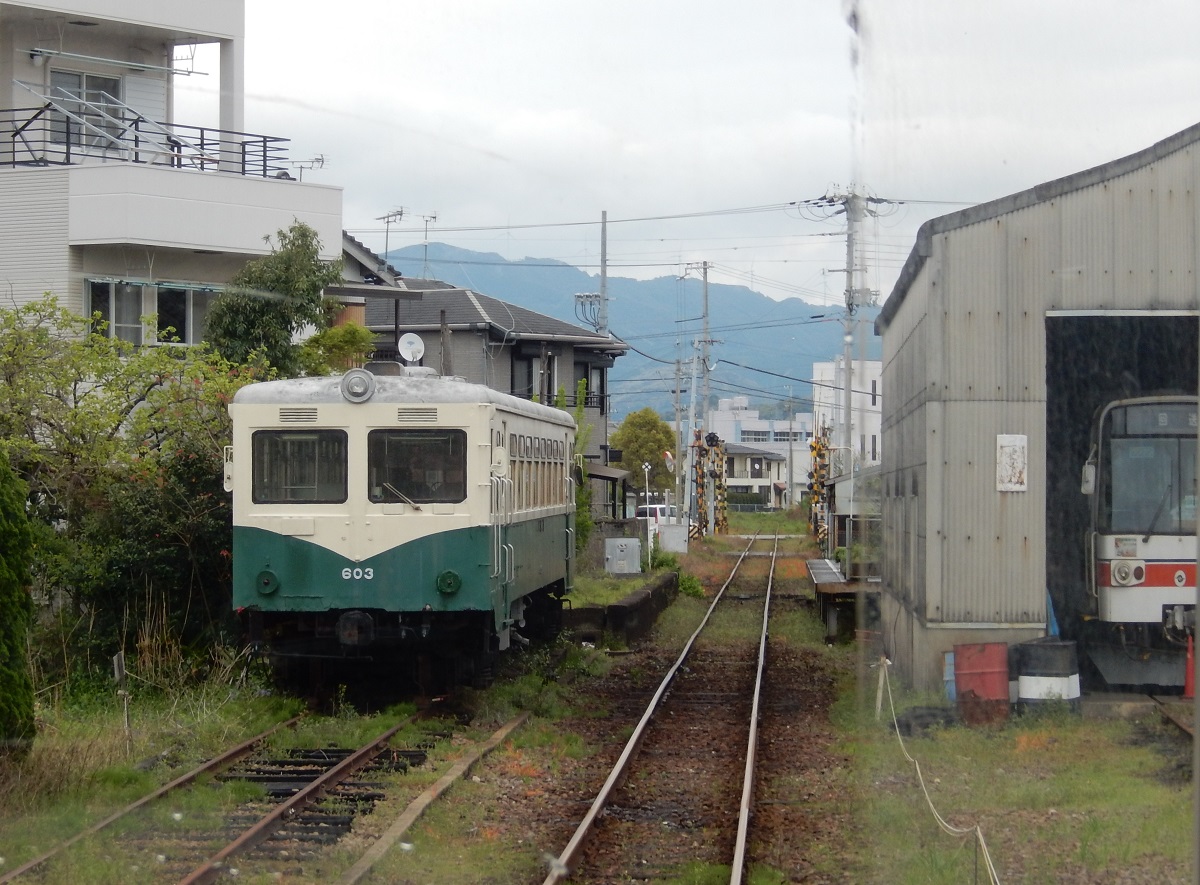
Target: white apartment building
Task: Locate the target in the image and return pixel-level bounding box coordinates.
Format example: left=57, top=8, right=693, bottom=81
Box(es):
left=705, top=396, right=813, bottom=506
left=0, top=1, right=342, bottom=343
left=811, top=356, right=882, bottom=470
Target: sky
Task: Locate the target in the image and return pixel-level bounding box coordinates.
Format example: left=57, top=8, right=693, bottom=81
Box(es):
left=176, top=1, right=1200, bottom=309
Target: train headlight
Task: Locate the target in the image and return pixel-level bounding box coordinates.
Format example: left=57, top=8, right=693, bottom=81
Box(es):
left=436, top=570, right=463, bottom=595
left=256, top=570, right=280, bottom=595
left=340, top=368, right=376, bottom=403
left=1110, top=560, right=1145, bottom=587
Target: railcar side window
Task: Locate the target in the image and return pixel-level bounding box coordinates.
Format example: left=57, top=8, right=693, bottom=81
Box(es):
left=252, top=430, right=348, bottom=503
left=368, top=430, right=467, bottom=504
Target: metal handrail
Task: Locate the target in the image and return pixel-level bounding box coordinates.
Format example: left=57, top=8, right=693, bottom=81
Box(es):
left=3, top=96, right=290, bottom=176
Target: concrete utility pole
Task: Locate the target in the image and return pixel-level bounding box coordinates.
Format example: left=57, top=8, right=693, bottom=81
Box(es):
left=674, top=357, right=684, bottom=512
left=599, top=210, right=608, bottom=336
left=573, top=212, right=611, bottom=337
left=684, top=341, right=701, bottom=523
left=841, top=190, right=864, bottom=456
left=701, top=261, right=711, bottom=431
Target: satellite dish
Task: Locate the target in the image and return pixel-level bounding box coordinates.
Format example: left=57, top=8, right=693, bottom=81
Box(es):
left=397, top=332, right=425, bottom=363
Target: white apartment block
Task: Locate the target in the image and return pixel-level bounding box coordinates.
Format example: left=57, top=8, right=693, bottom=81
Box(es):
left=0, top=1, right=342, bottom=343
left=811, top=356, right=882, bottom=473
left=706, top=396, right=813, bottom=506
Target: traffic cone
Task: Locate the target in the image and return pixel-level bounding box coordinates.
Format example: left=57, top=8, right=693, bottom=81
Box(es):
left=1185, top=634, right=1194, bottom=700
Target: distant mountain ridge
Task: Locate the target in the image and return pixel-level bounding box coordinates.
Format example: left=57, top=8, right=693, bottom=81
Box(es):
left=387, top=243, right=880, bottom=421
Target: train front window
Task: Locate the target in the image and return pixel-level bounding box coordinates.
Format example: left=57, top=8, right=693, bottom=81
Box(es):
left=252, top=430, right=347, bottom=503
left=368, top=430, right=467, bottom=504
left=1100, top=412, right=1198, bottom=535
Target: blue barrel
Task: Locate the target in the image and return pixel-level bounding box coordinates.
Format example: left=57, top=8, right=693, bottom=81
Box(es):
left=1017, top=639, right=1080, bottom=712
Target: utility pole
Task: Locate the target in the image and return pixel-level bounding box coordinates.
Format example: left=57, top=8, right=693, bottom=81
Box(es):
left=598, top=210, right=608, bottom=336
left=574, top=212, right=611, bottom=337
left=841, top=190, right=863, bottom=456
left=674, top=357, right=684, bottom=514
left=787, top=385, right=794, bottom=508
left=701, top=261, right=711, bottom=432
left=684, top=340, right=701, bottom=523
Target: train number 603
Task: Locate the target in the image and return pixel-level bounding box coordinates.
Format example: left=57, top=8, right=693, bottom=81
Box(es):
left=341, top=567, right=374, bottom=580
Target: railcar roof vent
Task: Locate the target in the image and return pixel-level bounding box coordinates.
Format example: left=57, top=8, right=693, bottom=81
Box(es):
left=278, top=407, right=319, bottom=423
left=397, top=407, right=437, bottom=424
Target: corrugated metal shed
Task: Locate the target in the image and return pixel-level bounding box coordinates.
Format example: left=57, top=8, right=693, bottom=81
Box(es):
left=875, top=122, right=1200, bottom=690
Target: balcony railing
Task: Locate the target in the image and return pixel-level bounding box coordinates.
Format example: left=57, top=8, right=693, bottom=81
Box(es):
left=511, top=391, right=609, bottom=414
left=4, top=90, right=290, bottom=178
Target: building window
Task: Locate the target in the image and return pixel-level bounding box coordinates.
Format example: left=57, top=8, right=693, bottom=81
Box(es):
left=156, top=287, right=216, bottom=345
left=89, top=281, right=218, bottom=346
left=871, top=380, right=878, bottom=406
left=871, top=434, right=878, bottom=461
left=50, top=70, right=121, bottom=148
left=88, top=280, right=144, bottom=344
left=742, top=430, right=769, bottom=442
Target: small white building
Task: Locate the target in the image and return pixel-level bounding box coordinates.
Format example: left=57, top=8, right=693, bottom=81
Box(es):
left=706, top=396, right=812, bottom=505
left=0, top=0, right=342, bottom=340
left=811, top=356, right=883, bottom=467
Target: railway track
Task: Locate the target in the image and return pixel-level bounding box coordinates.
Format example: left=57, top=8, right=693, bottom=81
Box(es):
left=2, top=709, right=532, bottom=884
left=543, top=534, right=782, bottom=884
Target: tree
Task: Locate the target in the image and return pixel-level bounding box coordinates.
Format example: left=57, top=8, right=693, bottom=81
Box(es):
left=560, top=380, right=594, bottom=553
left=610, top=408, right=676, bottom=492
left=203, top=222, right=343, bottom=376
left=297, top=321, right=377, bottom=376
left=0, top=295, right=267, bottom=683
left=0, top=449, right=33, bottom=756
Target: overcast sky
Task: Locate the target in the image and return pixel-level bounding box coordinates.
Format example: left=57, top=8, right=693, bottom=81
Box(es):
left=177, top=1, right=1200, bottom=308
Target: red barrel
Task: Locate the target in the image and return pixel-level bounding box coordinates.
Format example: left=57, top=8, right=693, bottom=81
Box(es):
left=953, top=642, right=1009, bottom=725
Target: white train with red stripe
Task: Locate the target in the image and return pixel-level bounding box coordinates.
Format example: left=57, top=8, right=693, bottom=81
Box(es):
left=1082, top=394, right=1197, bottom=687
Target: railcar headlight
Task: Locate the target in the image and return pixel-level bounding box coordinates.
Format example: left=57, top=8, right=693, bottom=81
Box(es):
left=436, top=570, right=462, bottom=595
left=256, top=570, right=280, bottom=595
left=1110, top=560, right=1145, bottom=587
left=340, top=368, right=376, bottom=403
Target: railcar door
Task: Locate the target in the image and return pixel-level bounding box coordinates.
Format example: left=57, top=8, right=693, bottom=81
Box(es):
left=489, top=431, right=515, bottom=649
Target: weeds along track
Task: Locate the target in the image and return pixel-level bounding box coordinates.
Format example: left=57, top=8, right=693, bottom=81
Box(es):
left=0, top=715, right=303, bottom=884
left=3, top=709, right=533, bottom=885
left=545, top=534, right=784, bottom=884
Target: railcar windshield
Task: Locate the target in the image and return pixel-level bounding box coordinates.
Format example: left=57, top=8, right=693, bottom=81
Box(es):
left=368, top=429, right=467, bottom=504
left=252, top=430, right=348, bottom=503
left=1098, top=402, right=1198, bottom=534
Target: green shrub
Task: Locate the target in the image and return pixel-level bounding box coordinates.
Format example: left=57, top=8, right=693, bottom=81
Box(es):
left=678, top=573, right=705, bottom=599
left=0, top=452, right=34, bottom=756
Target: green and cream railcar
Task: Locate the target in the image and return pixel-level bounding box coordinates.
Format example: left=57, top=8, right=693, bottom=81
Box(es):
left=226, top=365, right=576, bottom=673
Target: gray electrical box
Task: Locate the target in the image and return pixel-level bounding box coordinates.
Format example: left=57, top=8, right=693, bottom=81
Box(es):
left=604, top=538, right=642, bottom=574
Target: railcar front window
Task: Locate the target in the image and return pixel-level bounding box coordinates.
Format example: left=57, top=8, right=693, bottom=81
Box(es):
left=252, top=431, right=347, bottom=503
left=1100, top=410, right=1198, bottom=535
left=368, top=430, right=467, bottom=504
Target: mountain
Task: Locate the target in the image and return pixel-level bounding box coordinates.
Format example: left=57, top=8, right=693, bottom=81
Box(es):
left=387, top=243, right=880, bottom=421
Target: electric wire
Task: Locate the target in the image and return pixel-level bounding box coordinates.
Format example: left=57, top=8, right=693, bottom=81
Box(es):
left=880, top=660, right=1002, bottom=884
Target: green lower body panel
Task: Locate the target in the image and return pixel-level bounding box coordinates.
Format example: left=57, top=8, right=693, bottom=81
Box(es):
left=233, top=515, right=573, bottom=656
left=233, top=524, right=494, bottom=614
